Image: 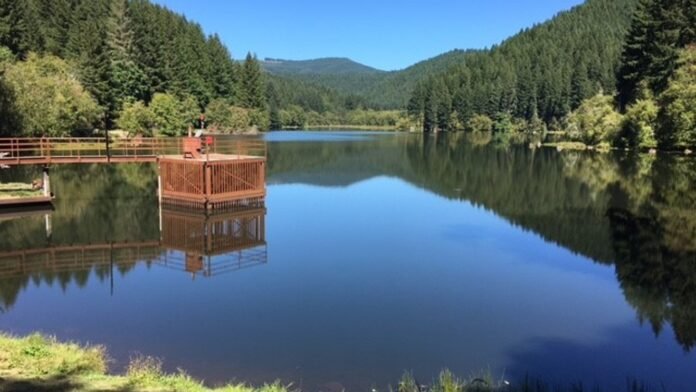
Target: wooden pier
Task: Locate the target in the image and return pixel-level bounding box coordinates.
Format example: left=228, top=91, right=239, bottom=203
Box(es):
left=0, top=136, right=267, bottom=208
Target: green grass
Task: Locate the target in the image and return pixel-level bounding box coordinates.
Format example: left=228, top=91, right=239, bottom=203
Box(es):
left=0, top=183, right=43, bottom=199
left=0, top=333, right=289, bottom=392
left=0, top=333, right=666, bottom=392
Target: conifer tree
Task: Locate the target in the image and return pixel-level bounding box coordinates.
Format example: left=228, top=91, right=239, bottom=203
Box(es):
left=241, top=53, right=265, bottom=109
left=66, top=0, right=110, bottom=116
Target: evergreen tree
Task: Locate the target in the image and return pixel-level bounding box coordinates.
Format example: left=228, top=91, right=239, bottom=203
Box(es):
left=571, top=60, right=593, bottom=109
left=36, top=0, right=75, bottom=56
left=65, top=0, right=110, bottom=117
left=617, top=0, right=695, bottom=109
left=0, top=0, right=41, bottom=57
left=241, top=52, right=265, bottom=109
left=105, top=0, right=147, bottom=122
left=617, top=0, right=654, bottom=110
left=207, top=34, right=238, bottom=102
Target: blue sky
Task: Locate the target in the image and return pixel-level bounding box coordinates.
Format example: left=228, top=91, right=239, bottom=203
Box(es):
left=153, top=0, right=585, bottom=71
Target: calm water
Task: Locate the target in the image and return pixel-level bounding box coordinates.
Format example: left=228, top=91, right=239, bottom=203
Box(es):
left=1, top=131, right=695, bottom=391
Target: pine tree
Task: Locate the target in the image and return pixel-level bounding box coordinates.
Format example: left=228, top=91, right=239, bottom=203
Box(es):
left=36, top=0, right=74, bottom=57
left=66, top=0, right=110, bottom=115
left=105, top=0, right=147, bottom=121
left=0, top=0, right=42, bottom=57
left=241, top=53, right=265, bottom=109
left=617, top=0, right=695, bottom=109
left=207, top=34, right=238, bottom=102
left=571, top=60, right=593, bottom=109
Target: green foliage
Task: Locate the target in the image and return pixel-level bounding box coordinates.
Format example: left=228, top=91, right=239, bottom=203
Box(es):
left=621, top=94, right=659, bottom=148
left=241, top=53, right=265, bottom=110
left=249, top=109, right=270, bottom=131
left=656, top=45, right=696, bottom=149
left=617, top=0, right=695, bottom=109
left=204, top=99, right=269, bottom=132
left=566, top=93, right=623, bottom=145
left=279, top=105, right=307, bottom=128
left=117, top=100, right=154, bottom=136
left=150, top=93, right=198, bottom=136
left=467, top=114, right=494, bottom=133
left=0, top=332, right=106, bottom=378
left=3, top=53, right=101, bottom=136
left=492, top=112, right=514, bottom=133
left=0, top=45, right=12, bottom=63
left=407, top=0, right=637, bottom=128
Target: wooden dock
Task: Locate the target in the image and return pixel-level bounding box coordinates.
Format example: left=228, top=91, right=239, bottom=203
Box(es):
left=0, top=136, right=267, bottom=209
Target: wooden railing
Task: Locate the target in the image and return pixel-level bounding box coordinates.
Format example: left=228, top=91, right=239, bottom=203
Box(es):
left=0, top=136, right=266, bottom=166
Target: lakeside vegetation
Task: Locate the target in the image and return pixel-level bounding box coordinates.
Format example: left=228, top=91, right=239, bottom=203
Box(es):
left=0, top=333, right=288, bottom=392
left=405, top=0, right=695, bottom=152
left=0, top=333, right=665, bottom=392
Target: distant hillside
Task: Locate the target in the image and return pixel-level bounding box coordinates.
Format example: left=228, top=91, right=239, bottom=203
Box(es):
left=262, top=0, right=639, bottom=110
left=363, top=49, right=478, bottom=108
left=262, top=57, right=384, bottom=75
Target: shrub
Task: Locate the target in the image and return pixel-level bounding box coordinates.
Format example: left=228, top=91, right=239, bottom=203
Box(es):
left=117, top=100, right=155, bottom=136
left=3, top=53, right=102, bottom=136
left=150, top=93, right=200, bottom=136
left=467, top=114, right=494, bottom=133
left=621, top=96, right=658, bottom=148
left=566, top=93, right=622, bottom=145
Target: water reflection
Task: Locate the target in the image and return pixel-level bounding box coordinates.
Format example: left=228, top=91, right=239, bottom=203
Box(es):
left=158, top=203, right=267, bottom=278
left=266, top=132, right=696, bottom=352
left=0, top=198, right=268, bottom=310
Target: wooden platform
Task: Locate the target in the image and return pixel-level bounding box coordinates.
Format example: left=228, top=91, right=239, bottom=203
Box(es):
left=159, top=154, right=266, bottom=209
left=1, top=136, right=267, bottom=209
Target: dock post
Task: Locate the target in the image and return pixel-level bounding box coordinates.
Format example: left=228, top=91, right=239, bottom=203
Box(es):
left=42, top=166, right=51, bottom=197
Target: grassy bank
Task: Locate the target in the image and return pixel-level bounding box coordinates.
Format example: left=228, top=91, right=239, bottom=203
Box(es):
left=0, top=333, right=664, bottom=392
left=0, top=333, right=286, bottom=392
left=0, top=183, right=42, bottom=200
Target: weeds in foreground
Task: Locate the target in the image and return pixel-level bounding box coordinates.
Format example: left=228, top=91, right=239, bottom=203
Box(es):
left=0, top=332, right=106, bottom=377
left=393, top=370, right=663, bottom=392
left=0, top=332, right=671, bottom=392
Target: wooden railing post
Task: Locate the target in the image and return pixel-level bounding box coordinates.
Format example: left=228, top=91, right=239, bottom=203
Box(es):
left=105, top=130, right=110, bottom=163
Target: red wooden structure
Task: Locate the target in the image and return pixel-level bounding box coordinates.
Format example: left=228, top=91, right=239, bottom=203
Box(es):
left=0, top=136, right=266, bottom=165
left=0, top=136, right=267, bottom=209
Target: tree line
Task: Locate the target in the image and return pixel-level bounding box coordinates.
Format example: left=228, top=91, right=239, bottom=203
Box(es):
left=0, top=0, right=382, bottom=136
left=405, top=0, right=695, bottom=151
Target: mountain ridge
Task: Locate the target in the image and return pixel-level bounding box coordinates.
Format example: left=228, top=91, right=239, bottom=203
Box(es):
left=262, top=57, right=385, bottom=75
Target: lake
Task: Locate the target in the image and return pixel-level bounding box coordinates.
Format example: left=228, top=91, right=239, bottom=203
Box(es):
left=0, top=131, right=695, bottom=391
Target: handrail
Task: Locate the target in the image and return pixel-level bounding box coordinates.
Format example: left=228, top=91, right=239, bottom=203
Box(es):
left=0, top=136, right=266, bottom=165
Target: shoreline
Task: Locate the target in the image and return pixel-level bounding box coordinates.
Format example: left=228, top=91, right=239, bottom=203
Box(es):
left=0, top=332, right=665, bottom=392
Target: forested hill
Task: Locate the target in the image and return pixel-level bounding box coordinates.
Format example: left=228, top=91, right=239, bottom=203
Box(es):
left=0, top=0, right=366, bottom=135
left=268, top=0, right=640, bottom=110
left=262, top=57, right=384, bottom=75
left=406, top=0, right=639, bottom=129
